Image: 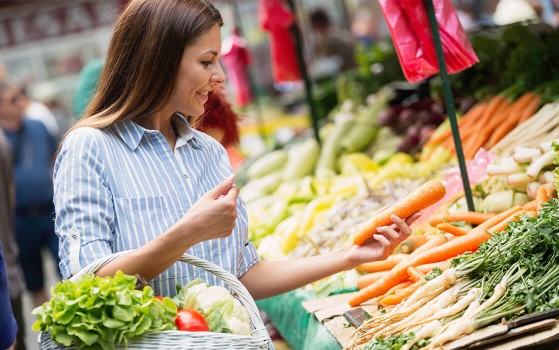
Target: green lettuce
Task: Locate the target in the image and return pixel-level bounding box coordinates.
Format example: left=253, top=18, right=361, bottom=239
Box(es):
left=33, top=271, right=177, bottom=349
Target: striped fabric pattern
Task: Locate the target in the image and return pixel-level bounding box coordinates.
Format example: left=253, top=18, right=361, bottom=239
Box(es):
left=53, top=114, right=259, bottom=297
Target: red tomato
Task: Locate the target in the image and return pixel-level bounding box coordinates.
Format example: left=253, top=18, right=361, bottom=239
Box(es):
left=154, top=296, right=164, bottom=301
left=175, top=309, right=210, bottom=332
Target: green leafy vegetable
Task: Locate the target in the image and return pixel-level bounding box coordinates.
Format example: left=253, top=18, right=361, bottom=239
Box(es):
left=33, top=271, right=177, bottom=349
left=364, top=332, right=429, bottom=350
left=425, top=267, right=443, bottom=282
left=454, top=198, right=559, bottom=323
left=552, top=141, right=559, bottom=192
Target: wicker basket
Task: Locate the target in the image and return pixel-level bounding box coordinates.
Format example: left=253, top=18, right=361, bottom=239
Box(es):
left=39, top=251, right=273, bottom=350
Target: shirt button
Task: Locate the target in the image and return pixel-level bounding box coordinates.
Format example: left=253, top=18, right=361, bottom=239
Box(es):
left=72, top=234, right=77, bottom=239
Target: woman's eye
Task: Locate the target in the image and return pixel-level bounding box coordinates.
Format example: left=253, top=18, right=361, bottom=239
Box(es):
left=202, top=61, right=212, bottom=67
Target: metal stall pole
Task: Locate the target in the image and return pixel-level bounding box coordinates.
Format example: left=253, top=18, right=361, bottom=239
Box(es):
left=285, top=0, right=321, bottom=145
left=425, top=0, right=475, bottom=211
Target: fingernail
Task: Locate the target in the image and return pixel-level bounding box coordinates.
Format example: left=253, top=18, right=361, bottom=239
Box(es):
left=226, top=174, right=235, bottom=183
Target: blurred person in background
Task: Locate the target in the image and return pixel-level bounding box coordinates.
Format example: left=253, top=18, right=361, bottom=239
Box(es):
left=350, top=1, right=381, bottom=48
left=0, top=241, right=17, bottom=350
left=0, top=128, right=25, bottom=350
left=72, top=58, right=104, bottom=120
left=308, top=8, right=357, bottom=75
left=19, top=87, right=60, bottom=139
left=0, top=83, right=59, bottom=308
left=453, top=0, right=498, bottom=30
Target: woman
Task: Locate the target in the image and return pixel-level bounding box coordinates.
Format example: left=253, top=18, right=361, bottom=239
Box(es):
left=54, top=0, right=418, bottom=300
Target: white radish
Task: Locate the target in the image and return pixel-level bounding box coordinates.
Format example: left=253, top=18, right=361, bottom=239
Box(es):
left=384, top=286, right=459, bottom=336
left=512, top=146, right=541, bottom=163
left=421, top=288, right=480, bottom=324
left=428, top=319, right=477, bottom=349
left=507, top=173, right=532, bottom=186
left=526, top=150, right=555, bottom=178
left=399, top=269, right=457, bottom=310
left=539, top=171, right=557, bottom=185
left=367, top=288, right=447, bottom=338
left=487, top=156, right=522, bottom=176
left=462, top=298, right=480, bottom=319
left=467, top=278, right=508, bottom=320
left=539, top=139, right=559, bottom=153
left=401, top=320, right=442, bottom=350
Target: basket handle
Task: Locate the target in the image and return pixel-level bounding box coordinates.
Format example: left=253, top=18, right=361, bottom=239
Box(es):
left=70, top=251, right=269, bottom=340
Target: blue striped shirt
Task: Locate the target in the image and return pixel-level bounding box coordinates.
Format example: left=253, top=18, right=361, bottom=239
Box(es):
left=53, top=113, right=260, bottom=297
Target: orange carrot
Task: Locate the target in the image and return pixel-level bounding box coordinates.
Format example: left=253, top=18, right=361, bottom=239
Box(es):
left=429, top=211, right=496, bottom=226
left=407, top=266, right=426, bottom=282
left=487, top=210, right=525, bottom=233
left=462, top=96, right=509, bottom=158
left=523, top=200, right=537, bottom=212
left=348, top=235, right=448, bottom=306
left=408, top=235, right=449, bottom=257
left=517, top=94, right=541, bottom=124
left=436, top=223, right=469, bottom=236
left=357, top=271, right=390, bottom=290
left=376, top=280, right=414, bottom=303
left=356, top=254, right=409, bottom=273
left=416, top=260, right=452, bottom=274
left=409, top=206, right=523, bottom=268
left=487, top=93, right=540, bottom=147
left=424, top=103, right=486, bottom=147
left=545, top=182, right=556, bottom=198
left=353, top=180, right=446, bottom=245
left=383, top=280, right=414, bottom=296
left=398, top=234, right=429, bottom=254
left=378, top=280, right=423, bottom=306
left=536, top=185, right=550, bottom=212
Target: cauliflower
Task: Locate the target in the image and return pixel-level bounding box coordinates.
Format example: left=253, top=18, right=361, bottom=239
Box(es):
left=174, top=280, right=252, bottom=336
left=197, top=286, right=231, bottom=311
left=228, top=299, right=251, bottom=336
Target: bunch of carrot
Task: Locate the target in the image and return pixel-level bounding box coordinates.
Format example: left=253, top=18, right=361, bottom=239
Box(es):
left=422, top=92, right=541, bottom=160
left=347, top=183, right=558, bottom=350
left=349, top=201, right=537, bottom=307
left=350, top=175, right=554, bottom=307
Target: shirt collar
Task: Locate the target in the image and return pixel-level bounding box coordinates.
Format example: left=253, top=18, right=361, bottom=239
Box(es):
left=112, top=113, right=202, bottom=151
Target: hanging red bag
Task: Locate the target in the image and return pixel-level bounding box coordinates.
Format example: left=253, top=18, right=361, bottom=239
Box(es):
left=378, top=0, right=478, bottom=83
left=258, top=0, right=301, bottom=84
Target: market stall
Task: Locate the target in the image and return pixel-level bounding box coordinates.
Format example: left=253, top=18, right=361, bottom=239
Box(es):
left=27, top=0, right=559, bottom=349
left=242, top=13, right=559, bottom=349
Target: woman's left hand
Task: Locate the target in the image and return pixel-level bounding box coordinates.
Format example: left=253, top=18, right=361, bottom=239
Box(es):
left=345, top=212, right=421, bottom=267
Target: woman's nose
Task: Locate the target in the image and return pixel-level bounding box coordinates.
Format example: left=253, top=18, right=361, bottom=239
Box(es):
left=212, top=62, right=227, bottom=86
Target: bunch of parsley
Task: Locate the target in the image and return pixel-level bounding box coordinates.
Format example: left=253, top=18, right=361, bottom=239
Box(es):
left=454, top=198, right=559, bottom=324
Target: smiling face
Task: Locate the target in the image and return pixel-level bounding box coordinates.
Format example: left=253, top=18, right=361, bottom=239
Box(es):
left=169, top=23, right=226, bottom=119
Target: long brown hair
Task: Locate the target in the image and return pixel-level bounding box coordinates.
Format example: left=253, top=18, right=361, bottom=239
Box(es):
left=72, top=0, right=223, bottom=132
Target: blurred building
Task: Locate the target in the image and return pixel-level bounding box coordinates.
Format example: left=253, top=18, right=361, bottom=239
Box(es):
left=0, top=0, right=126, bottom=116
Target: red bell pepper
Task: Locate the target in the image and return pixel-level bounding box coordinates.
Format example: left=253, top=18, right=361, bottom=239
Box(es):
left=175, top=309, right=210, bottom=332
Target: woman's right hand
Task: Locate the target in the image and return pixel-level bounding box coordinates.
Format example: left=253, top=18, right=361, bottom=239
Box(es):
left=176, top=174, right=239, bottom=245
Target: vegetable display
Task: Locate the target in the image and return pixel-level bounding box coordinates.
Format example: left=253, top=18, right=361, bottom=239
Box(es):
left=348, top=191, right=559, bottom=349
left=32, top=271, right=177, bottom=350
left=238, top=23, right=559, bottom=350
